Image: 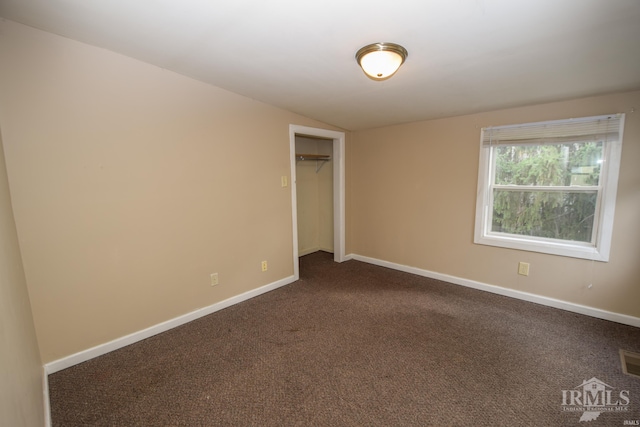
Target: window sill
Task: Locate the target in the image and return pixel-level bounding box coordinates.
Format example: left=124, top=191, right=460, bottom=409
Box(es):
left=474, top=233, right=609, bottom=262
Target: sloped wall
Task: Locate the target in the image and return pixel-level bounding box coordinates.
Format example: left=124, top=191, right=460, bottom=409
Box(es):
left=0, top=20, right=341, bottom=363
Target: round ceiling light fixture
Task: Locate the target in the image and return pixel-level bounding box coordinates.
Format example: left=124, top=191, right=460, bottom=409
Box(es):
left=356, top=42, right=408, bottom=81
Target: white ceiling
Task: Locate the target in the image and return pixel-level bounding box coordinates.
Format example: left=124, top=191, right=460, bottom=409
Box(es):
left=1, top=0, right=639, bottom=131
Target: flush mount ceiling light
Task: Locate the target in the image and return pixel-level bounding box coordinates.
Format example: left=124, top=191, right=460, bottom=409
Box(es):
left=356, top=42, right=408, bottom=81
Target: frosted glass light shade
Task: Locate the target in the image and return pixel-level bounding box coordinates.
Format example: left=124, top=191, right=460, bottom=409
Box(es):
left=356, top=43, right=408, bottom=80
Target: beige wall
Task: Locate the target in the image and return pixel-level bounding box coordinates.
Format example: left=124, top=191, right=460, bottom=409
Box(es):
left=0, top=131, right=44, bottom=426
left=0, top=20, right=342, bottom=364
left=350, top=90, right=640, bottom=318
left=1, top=16, right=637, bottom=377
left=295, top=136, right=334, bottom=255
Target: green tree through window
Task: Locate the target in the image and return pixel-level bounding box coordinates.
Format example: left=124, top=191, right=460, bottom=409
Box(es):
left=491, top=142, right=602, bottom=242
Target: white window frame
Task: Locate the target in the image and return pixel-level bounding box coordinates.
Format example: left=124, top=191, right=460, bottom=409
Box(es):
left=474, top=114, right=625, bottom=262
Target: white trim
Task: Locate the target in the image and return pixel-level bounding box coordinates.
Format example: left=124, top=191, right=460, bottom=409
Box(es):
left=332, top=132, right=346, bottom=263
left=44, top=275, right=296, bottom=374
left=289, top=125, right=346, bottom=279
left=348, top=253, right=640, bottom=328
left=299, top=248, right=334, bottom=257
left=43, top=366, right=51, bottom=427
left=474, top=114, right=625, bottom=262
left=476, top=233, right=604, bottom=260
left=289, top=129, right=300, bottom=280
left=596, top=113, right=624, bottom=262
left=298, top=246, right=320, bottom=257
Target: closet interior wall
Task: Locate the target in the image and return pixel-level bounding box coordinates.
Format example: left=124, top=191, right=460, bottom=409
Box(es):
left=295, top=136, right=333, bottom=256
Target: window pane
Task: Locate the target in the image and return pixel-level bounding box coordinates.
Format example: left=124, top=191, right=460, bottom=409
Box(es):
left=491, top=190, right=597, bottom=242
left=494, top=142, right=603, bottom=187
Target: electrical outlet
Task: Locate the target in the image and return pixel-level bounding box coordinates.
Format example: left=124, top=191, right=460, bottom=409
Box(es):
left=210, top=273, right=219, bottom=286
left=518, top=262, right=530, bottom=276
left=261, top=261, right=268, bottom=272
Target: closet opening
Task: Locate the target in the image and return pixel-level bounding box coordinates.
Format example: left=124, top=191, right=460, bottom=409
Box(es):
left=295, top=135, right=333, bottom=257
left=289, top=125, right=345, bottom=280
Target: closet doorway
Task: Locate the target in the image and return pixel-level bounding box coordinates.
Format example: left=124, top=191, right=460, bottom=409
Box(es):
left=289, top=125, right=345, bottom=280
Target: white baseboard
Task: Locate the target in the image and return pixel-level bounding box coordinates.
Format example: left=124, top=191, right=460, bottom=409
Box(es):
left=44, top=275, right=296, bottom=375
left=348, top=253, right=640, bottom=328
left=298, top=247, right=320, bottom=257
left=299, top=247, right=335, bottom=257
left=40, top=255, right=639, bottom=419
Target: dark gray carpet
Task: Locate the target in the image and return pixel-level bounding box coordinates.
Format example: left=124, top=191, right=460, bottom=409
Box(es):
left=49, top=251, right=640, bottom=426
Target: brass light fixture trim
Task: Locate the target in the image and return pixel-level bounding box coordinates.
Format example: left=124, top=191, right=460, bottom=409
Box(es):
left=356, top=42, right=408, bottom=81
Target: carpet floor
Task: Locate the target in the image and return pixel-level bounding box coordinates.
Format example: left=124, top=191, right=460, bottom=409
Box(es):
left=49, top=251, right=640, bottom=426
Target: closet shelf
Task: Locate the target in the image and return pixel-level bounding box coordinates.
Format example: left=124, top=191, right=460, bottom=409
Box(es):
left=296, top=154, right=331, bottom=161
left=295, top=153, right=331, bottom=173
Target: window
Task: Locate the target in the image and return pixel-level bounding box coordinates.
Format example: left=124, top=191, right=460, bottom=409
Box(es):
left=474, top=114, right=624, bottom=261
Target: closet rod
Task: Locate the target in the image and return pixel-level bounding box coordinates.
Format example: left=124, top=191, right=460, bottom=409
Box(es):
left=296, top=153, right=331, bottom=173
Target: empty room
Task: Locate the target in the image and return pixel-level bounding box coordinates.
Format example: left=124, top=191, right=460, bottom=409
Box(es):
left=1, top=1, right=639, bottom=425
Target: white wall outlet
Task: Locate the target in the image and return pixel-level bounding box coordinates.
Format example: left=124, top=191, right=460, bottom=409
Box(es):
left=518, top=262, right=530, bottom=276
left=261, top=260, right=268, bottom=272
left=210, top=273, right=219, bottom=286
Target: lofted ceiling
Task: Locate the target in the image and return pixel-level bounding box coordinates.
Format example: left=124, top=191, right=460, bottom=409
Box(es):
left=1, top=0, right=639, bottom=131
